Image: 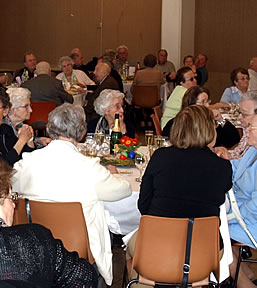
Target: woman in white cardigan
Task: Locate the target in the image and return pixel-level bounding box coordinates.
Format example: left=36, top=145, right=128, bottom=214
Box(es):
left=12, top=103, right=131, bottom=286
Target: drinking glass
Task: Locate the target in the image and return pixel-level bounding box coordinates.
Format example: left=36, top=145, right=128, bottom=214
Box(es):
left=95, top=131, right=105, bottom=145
left=154, top=135, right=163, bottom=148
left=135, top=154, right=147, bottom=182
left=145, top=130, right=154, bottom=146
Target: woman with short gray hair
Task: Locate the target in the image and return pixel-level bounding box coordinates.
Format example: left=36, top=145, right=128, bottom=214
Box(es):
left=87, top=89, right=135, bottom=137
left=5, top=87, right=51, bottom=149
left=47, top=103, right=86, bottom=142
left=0, top=88, right=34, bottom=166
left=56, top=56, right=95, bottom=88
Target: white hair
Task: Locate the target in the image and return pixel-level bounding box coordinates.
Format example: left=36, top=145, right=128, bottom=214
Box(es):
left=6, top=87, right=31, bottom=108
left=47, top=103, right=86, bottom=142
left=116, top=45, right=128, bottom=53
left=58, top=56, right=74, bottom=69
left=94, top=89, right=124, bottom=116
left=35, top=61, right=51, bottom=75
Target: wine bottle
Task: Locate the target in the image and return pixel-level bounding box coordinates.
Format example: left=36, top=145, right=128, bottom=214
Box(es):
left=136, top=62, right=140, bottom=72
left=110, top=114, right=122, bottom=154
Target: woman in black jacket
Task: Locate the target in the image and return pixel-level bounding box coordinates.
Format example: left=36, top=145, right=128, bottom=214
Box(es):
left=0, top=88, right=34, bottom=166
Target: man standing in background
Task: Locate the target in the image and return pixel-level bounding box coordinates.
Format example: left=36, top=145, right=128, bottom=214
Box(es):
left=155, top=49, right=176, bottom=92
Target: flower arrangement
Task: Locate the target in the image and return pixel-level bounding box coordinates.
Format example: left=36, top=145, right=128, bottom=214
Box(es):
left=114, top=136, right=141, bottom=160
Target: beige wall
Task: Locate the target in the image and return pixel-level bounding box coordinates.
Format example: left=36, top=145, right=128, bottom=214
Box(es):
left=0, top=0, right=161, bottom=69
left=195, top=0, right=257, bottom=103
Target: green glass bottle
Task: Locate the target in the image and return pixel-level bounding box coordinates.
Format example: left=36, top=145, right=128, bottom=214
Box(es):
left=110, top=114, right=122, bottom=154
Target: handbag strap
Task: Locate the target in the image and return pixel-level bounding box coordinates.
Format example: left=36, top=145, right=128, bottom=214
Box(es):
left=180, top=218, right=194, bottom=288
left=25, top=198, right=32, bottom=224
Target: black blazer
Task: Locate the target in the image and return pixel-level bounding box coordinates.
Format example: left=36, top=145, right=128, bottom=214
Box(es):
left=138, top=146, right=232, bottom=218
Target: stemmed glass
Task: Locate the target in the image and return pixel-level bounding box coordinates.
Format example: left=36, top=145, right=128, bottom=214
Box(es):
left=135, top=154, right=147, bottom=182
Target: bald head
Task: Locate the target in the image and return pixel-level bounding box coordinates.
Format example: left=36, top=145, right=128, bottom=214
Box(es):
left=35, top=61, right=51, bottom=76
left=71, top=48, right=84, bottom=66
left=250, top=57, right=257, bottom=72
left=94, top=63, right=111, bottom=83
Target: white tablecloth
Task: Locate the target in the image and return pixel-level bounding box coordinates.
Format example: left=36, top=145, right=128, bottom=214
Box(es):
left=72, top=91, right=87, bottom=106
left=123, top=82, right=170, bottom=111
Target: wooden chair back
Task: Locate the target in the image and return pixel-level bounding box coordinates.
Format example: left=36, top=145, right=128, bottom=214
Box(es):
left=153, top=105, right=163, bottom=121
left=150, top=114, right=162, bottom=136
left=130, top=215, right=220, bottom=286
left=131, top=86, right=160, bottom=109
left=26, top=101, right=56, bottom=131
left=13, top=198, right=94, bottom=263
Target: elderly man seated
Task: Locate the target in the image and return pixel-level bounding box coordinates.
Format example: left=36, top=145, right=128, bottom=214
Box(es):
left=22, top=61, right=73, bottom=106
left=71, top=47, right=98, bottom=75
left=155, top=49, right=176, bottom=92
left=12, top=103, right=132, bottom=286
left=114, top=45, right=134, bottom=72
left=14, top=52, right=37, bottom=83
left=85, top=63, right=120, bottom=122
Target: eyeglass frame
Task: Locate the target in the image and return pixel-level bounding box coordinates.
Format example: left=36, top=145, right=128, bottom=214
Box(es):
left=238, top=110, right=254, bottom=119
left=246, top=123, right=257, bottom=131
left=15, top=104, right=32, bottom=110
left=184, top=77, right=197, bottom=82
left=3, top=192, right=19, bottom=204
left=196, top=99, right=211, bottom=105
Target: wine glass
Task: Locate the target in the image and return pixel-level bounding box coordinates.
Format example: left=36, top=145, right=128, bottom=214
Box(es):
left=135, top=154, right=147, bottom=182
left=145, top=130, right=154, bottom=146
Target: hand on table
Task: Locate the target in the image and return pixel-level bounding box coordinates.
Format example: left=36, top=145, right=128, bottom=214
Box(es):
left=106, top=165, right=118, bottom=174
left=212, top=109, right=223, bottom=122
left=38, top=137, right=51, bottom=146
left=212, top=146, right=230, bottom=160
left=168, top=72, right=176, bottom=80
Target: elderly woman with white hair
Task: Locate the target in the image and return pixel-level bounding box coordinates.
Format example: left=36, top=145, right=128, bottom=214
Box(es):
left=5, top=87, right=51, bottom=148
left=56, top=56, right=95, bottom=88
left=12, top=103, right=132, bottom=286
left=0, top=88, right=34, bottom=166
left=87, top=89, right=135, bottom=138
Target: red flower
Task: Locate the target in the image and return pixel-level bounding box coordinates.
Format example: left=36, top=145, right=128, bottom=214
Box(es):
left=125, top=139, right=132, bottom=146
left=132, top=138, right=138, bottom=145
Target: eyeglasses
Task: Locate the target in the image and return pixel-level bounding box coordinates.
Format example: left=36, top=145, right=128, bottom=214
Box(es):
left=185, top=77, right=196, bottom=82
left=17, top=104, right=32, bottom=110
left=239, top=110, right=253, bottom=118
left=113, top=103, right=125, bottom=110
left=237, top=77, right=249, bottom=81
left=196, top=99, right=211, bottom=105
left=247, top=123, right=257, bottom=131
left=5, top=192, right=18, bottom=204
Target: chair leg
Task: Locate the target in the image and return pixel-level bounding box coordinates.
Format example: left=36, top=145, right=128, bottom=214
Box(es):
left=126, top=279, right=139, bottom=288
left=233, top=246, right=243, bottom=288
left=122, top=262, right=128, bottom=288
